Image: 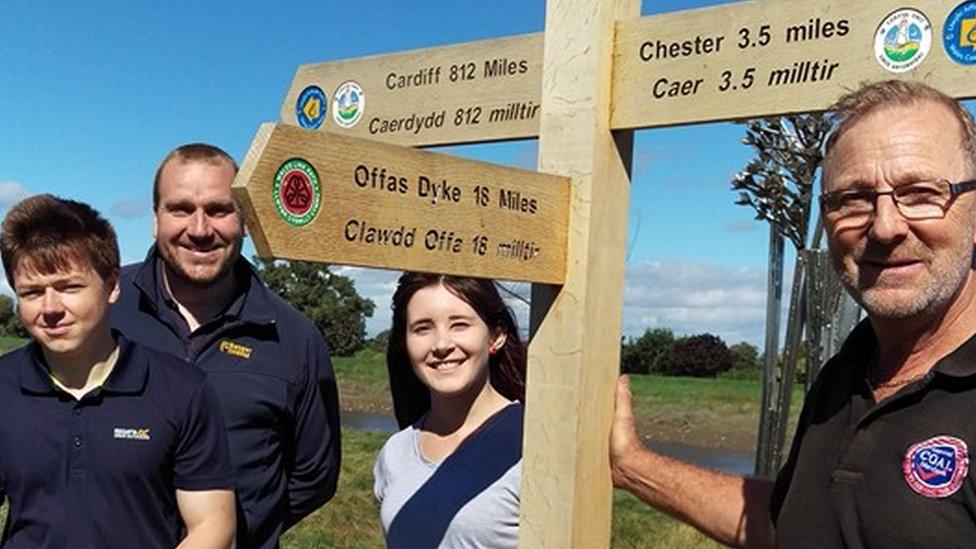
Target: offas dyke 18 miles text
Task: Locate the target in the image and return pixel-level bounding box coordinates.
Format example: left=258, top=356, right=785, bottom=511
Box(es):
left=369, top=56, right=539, bottom=137
left=638, top=16, right=850, bottom=100
left=341, top=164, right=542, bottom=261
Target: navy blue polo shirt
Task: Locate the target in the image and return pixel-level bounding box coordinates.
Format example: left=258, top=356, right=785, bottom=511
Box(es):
left=0, top=336, right=234, bottom=548
left=110, top=249, right=340, bottom=549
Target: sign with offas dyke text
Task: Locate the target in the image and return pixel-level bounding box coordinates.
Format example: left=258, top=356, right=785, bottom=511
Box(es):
left=232, top=124, right=569, bottom=284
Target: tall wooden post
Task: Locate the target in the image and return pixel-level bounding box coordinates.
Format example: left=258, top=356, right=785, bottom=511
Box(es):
left=520, top=0, right=638, bottom=546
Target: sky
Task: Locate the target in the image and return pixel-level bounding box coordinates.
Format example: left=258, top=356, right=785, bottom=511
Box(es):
left=2, top=1, right=970, bottom=348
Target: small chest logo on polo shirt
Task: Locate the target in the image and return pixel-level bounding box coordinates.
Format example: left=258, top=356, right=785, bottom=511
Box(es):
left=903, top=435, right=969, bottom=498
left=218, top=340, right=252, bottom=359
left=114, top=428, right=151, bottom=441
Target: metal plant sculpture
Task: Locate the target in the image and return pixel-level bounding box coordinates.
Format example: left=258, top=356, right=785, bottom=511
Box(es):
left=732, top=113, right=832, bottom=477
left=732, top=115, right=831, bottom=251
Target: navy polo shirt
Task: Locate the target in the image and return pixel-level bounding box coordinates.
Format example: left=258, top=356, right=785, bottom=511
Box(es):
left=0, top=336, right=234, bottom=548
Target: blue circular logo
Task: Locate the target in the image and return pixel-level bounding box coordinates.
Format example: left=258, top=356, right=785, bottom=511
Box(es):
left=943, top=1, right=976, bottom=65
left=296, top=85, right=327, bottom=129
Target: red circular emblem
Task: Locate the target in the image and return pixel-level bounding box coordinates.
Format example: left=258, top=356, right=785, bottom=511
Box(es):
left=903, top=435, right=969, bottom=498
left=279, top=169, right=314, bottom=217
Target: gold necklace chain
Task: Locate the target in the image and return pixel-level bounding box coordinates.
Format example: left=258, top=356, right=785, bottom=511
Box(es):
left=865, top=369, right=929, bottom=390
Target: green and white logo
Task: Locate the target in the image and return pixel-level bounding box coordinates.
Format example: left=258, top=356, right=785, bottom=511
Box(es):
left=273, top=158, right=322, bottom=227
left=875, top=9, right=932, bottom=73
left=333, top=80, right=365, bottom=128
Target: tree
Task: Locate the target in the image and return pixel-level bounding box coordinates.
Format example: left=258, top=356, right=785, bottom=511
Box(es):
left=727, top=341, right=762, bottom=379
left=620, top=328, right=674, bottom=375
left=254, top=258, right=375, bottom=356
left=366, top=329, right=390, bottom=353
left=0, top=295, right=28, bottom=338
left=658, top=333, right=733, bottom=378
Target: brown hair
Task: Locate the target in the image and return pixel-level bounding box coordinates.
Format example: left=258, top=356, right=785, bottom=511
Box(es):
left=1, top=194, right=119, bottom=288
left=825, top=80, right=976, bottom=172
left=387, top=273, right=527, bottom=428
left=153, top=143, right=238, bottom=210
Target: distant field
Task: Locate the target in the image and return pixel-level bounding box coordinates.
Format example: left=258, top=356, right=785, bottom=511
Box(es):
left=333, top=350, right=802, bottom=452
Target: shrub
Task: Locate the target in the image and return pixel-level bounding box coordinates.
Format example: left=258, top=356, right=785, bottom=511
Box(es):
left=658, top=333, right=733, bottom=378
left=620, top=328, right=675, bottom=375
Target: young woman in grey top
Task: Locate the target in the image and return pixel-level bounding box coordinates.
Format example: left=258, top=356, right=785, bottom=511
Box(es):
left=373, top=273, right=527, bottom=548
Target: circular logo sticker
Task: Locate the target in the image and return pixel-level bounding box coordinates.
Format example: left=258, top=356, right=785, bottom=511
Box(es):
left=273, top=158, right=321, bottom=227
left=903, top=435, right=969, bottom=498
left=874, top=9, right=932, bottom=73
left=332, top=81, right=365, bottom=128
left=944, top=1, right=976, bottom=65
left=296, top=85, right=327, bottom=129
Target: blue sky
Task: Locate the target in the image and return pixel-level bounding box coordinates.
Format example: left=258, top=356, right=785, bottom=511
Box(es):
left=3, top=1, right=966, bottom=347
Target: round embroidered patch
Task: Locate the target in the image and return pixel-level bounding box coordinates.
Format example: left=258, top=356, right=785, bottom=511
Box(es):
left=943, top=1, right=976, bottom=66
left=296, top=85, right=327, bottom=129
left=903, top=435, right=969, bottom=498
left=873, top=8, right=932, bottom=73
left=332, top=80, right=364, bottom=128
left=273, top=158, right=321, bottom=227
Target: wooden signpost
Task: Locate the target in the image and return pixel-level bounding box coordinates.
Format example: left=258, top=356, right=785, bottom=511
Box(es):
left=280, top=34, right=543, bottom=147
left=232, top=123, right=569, bottom=284
left=233, top=0, right=976, bottom=546
left=612, top=0, right=975, bottom=128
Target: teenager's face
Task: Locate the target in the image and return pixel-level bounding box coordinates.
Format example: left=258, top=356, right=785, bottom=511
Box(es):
left=13, top=260, right=118, bottom=359
left=405, top=283, right=506, bottom=400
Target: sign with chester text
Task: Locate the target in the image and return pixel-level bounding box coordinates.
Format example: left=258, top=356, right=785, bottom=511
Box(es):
left=232, top=124, right=569, bottom=283
left=281, top=34, right=544, bottom=147
left=611, top=0, right=976, bottom=129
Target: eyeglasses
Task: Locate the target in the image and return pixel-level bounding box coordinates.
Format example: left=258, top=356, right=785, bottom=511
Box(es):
left=820, top=179, right=976, bottom=226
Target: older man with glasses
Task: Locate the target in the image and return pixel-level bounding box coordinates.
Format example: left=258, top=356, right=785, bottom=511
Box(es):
left=609, top=80, right=976, bottom=548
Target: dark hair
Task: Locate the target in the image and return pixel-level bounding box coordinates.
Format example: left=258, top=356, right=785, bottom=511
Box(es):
left=825, top=80, right=976, bottom=174
left=387, top=272, right=526, bottom=428
left=153, top=143, right=238, bottom=210
left=1, top=194, right=119, bottom=288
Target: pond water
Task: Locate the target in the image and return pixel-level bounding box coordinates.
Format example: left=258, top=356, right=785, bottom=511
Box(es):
left=343, top=412, right=754, bottom=475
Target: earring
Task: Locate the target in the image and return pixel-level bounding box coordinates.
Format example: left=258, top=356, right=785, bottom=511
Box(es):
left=489, top=345, right=499, bottom=356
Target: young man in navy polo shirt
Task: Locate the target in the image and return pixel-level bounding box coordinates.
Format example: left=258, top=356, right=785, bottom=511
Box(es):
left=0, top=195, right=236, bottom=547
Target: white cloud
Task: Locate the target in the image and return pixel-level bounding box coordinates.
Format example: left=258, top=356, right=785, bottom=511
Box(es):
left=333, top=266, right=399, bottom=336
left=0, top=181, right=32, bottom=209
left=338, top=267, right=533, bottom=340
left=725, top=219, right=760, bottom=234
left=341, top=259, right=784, bottom=347
left=110, top=196, right=152, bottom=218
left=622, top=260, right=775, bottom=347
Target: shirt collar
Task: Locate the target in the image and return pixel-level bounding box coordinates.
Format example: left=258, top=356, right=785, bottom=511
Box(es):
left=18, top=333, right=147, bottom=396
left=133, top=245, right=274, bottom=326
left=839, top=319, right=976, bottom=380
left=932, top=330, right=976, bottom=378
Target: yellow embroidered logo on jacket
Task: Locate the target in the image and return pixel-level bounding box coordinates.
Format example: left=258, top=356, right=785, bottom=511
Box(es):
left=218, top=340, right=252, bottom=359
